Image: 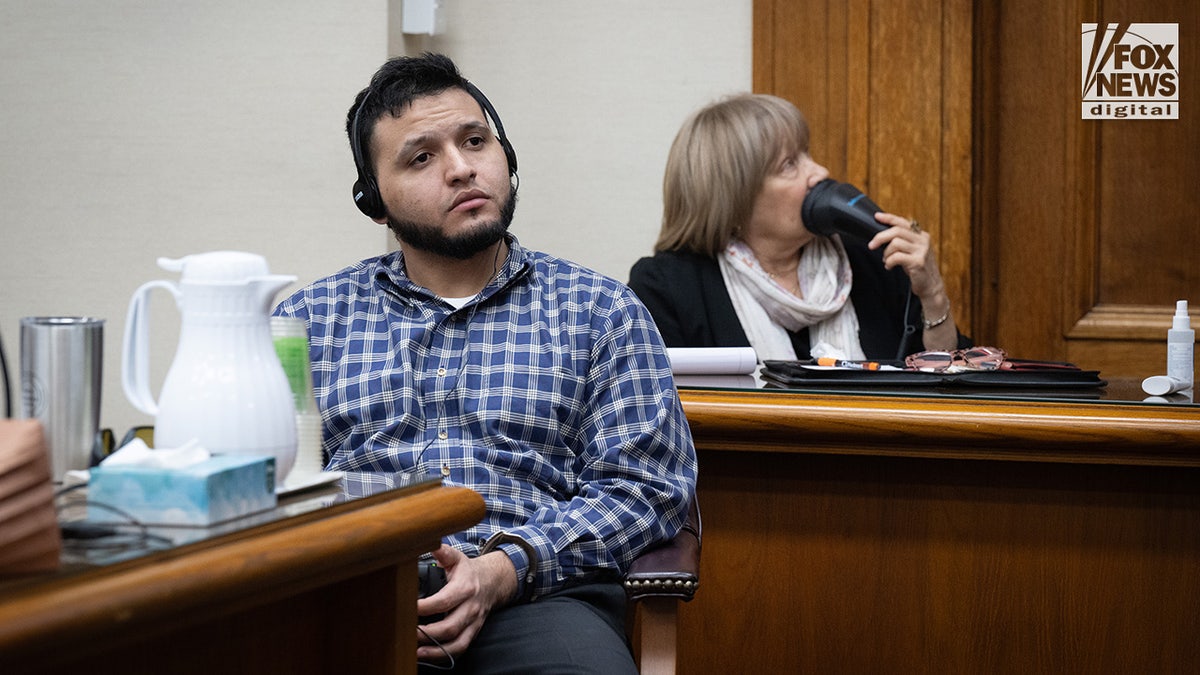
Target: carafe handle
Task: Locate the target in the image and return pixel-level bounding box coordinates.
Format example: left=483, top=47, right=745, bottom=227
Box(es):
left=121, top=280, right=181, bottom=416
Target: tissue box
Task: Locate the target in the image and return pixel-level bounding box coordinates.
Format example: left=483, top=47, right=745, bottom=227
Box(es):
left=89, top=455, right=277, bottom=526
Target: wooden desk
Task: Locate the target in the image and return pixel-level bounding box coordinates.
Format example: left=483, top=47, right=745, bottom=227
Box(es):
left=0, top=480, right=484, bottom=675
left=676, top=384, right=1200, bottom=673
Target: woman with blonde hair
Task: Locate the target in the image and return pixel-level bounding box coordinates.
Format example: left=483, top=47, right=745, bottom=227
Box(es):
left=628, top=93, right=969, bottom=361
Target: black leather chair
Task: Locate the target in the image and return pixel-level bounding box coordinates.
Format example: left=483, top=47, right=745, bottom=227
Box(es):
left=624, top=498, right=702, bottom=675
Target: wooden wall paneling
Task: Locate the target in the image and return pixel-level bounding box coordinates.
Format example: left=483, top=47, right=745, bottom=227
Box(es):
left=940, top=1, right=975, bottom=333
left=844, top=1, right=872, bottom=187
left=975, top=0, right=1091, bottom=359
left=762, top=0, right=1196, bottom=374
left=751, top=0, right=775, bottom=93
left=868, top=0, right=943, bottom=214
left=869, top=0, right=974, bottom=333
left=755, top=0, right=976, bottom=337
left=1066, top=1, right=1102, bottom=341
left=976, top=0, right=1199, bottom=376
left=978, top=0, right=1078, bottom=361
left=1064, top=0, right=1200, bottom=377
left=971, top=2, right=1002, bottom=344
left=1091, top=0, right=1199, bottom=308
left=754, top=0, right=848, bottom=179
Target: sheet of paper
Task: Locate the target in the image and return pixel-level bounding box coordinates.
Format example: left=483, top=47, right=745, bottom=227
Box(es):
left=667, top=347, right=759, bottom=375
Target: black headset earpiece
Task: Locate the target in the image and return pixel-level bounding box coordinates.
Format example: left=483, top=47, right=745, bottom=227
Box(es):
left=350, top=88, right=386, bottom=219
left=349, top=81, right=518, bottom=220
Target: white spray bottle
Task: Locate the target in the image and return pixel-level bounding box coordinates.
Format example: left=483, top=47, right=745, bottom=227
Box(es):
left=1142, top=300, right=1194, bottom=396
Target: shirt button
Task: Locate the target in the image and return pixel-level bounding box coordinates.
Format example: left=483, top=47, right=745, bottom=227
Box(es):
left=441, top=464, right=451, bottom=478
left=438, top=429, right=448, bottom=440
left=437, top=367, right=447, bottom=376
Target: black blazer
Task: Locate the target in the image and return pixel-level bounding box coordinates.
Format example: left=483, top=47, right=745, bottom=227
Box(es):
left=628, top=243, right=969, bottom=361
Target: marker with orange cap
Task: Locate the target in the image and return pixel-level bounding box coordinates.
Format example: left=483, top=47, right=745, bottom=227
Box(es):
left=816, top=357, right=880, bottom=370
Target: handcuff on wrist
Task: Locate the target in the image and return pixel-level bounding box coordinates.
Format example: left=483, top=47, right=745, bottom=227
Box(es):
left=481, top=531, right=538, bottom=602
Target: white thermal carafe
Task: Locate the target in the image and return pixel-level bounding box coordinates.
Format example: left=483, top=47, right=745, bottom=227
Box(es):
left=121, top=251, right=298, bottom=486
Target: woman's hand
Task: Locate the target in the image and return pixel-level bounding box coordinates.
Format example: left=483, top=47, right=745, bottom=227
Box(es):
left=867, top=212, right=958, bottom=350
left=416, top=544, right=519, bottom=663
left=866, top=212, right=945, bottom=298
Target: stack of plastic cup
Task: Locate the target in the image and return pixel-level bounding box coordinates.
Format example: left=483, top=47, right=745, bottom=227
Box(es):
left=270, top=316, right=324, bottom=484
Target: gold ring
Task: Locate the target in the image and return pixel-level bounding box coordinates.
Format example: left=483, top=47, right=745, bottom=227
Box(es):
left=910, top=219, right=922, bottom=233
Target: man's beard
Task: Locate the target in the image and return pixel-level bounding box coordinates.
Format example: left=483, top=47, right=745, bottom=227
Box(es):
left=387, top=185, right=518, bottom=260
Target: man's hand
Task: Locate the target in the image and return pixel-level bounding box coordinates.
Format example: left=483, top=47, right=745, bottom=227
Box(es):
left=416, top=544, right=519, bottom=663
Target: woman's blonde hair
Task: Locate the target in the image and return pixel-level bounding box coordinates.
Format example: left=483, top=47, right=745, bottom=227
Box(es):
left=655, top=93, right=810, bottom=257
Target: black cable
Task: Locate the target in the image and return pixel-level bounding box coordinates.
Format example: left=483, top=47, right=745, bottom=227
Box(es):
left=54, top=482, right=87, bottom=499
left=410, top=242, right=503, bottom=473
left=895, top=276, right=918, bottom=362
left=416, top=625, right=456, bottom=670
left=409, top=296, right=483, bottom=473
left=55, top=482, right=173, bottom=553
left=0, top=325, right=12, bottom=418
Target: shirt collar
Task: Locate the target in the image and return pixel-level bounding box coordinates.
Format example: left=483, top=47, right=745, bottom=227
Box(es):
left=372, top=234, right=533, bottom=306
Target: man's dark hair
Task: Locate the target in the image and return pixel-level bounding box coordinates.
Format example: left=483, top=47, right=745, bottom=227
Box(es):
left=346, top=52, right=471, bottom=173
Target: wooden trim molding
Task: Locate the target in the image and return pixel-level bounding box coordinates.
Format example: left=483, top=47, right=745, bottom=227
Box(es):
left=1065, top=0, right=1102, bottom=339
left=679, top=386, right=1200, bottom=467
left=1067, top=303, right=1199, bottom=341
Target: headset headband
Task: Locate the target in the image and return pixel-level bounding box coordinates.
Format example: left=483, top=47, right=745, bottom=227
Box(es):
left=350, top=81, right=517, bottom=219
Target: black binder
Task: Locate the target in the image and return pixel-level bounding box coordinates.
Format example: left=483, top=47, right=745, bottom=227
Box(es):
left=761, top=359, right=1107, bottom=389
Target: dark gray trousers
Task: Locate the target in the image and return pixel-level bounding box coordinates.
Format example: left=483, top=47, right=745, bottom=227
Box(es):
left=419, top=582, right=637, bottom=675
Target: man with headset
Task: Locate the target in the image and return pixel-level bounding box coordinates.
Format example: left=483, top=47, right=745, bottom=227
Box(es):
left=273, top=53, right=697, bottom=673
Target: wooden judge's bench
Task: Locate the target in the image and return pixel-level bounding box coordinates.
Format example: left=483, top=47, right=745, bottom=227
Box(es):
left=673, top=378, right=1200, bottom=673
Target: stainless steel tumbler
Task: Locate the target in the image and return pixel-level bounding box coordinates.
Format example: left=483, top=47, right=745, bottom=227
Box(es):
left=20, top=317, right=104, bottom=481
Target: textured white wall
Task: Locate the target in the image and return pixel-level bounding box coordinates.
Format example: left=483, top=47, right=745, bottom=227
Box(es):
left=394, top=1, right=753, bottom=280
left=0, top=0, right=751, bottom=437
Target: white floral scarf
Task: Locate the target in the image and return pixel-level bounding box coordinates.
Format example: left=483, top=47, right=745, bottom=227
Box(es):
left=718, top=237, right=865, bottom=361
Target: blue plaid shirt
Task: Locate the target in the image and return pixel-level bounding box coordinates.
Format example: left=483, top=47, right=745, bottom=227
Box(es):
left=274, top=237, right=697, bottom=599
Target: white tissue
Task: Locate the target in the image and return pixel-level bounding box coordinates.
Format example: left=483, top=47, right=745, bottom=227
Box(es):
left=810, top=342, right=848, bottom=360
left=100, top=437, right=210, bottom=469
